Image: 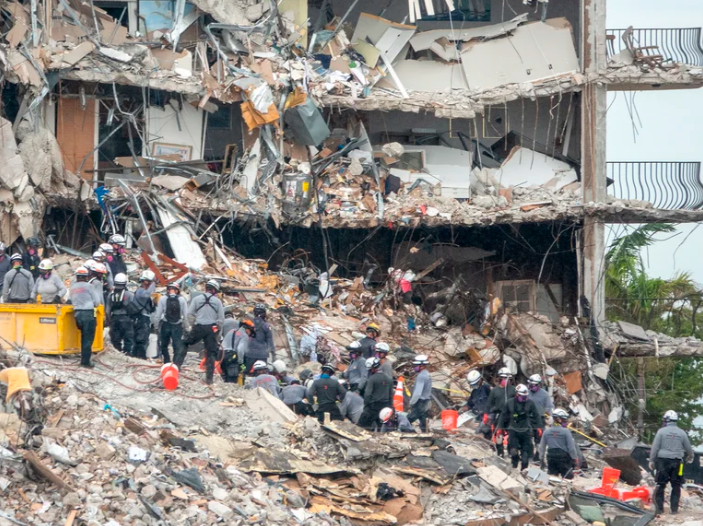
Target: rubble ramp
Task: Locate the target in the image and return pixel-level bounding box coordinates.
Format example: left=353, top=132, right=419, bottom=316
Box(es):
left=0, top=303, right=104, bottom=354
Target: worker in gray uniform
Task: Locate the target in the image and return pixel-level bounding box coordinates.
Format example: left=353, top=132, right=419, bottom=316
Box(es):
left=407, top=355, right=432, bottom=432
left=31, top=259, right=66, bottom=303
left=649, top=410, right=694, bottom=515
left=309, top=364, right=346, bottom=423
left=487, top=367, right=516, bottom=457
left=343, top=341, right=368, bottom=393
left=375, top=342, right=394, bottom=379
left=130, top=270, right=155, bottom=359
left=2, top=254, right=34, bottom=303
left=339, top=381, right=364, bottom=424
left=69, top=267, right=102, bottom=368
left=281, top=380, right=312, bottom=415
left=528, top=374, right=554, bottom=460
left=539, top=408, right=578, bottom=478
left=358, top=357, right=393, bottom=430
left=178, top=279, right=225, bottom=384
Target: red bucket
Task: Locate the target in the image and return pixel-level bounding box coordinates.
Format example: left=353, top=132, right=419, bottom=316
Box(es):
left=161, top=363, right=179, bottom=391
left=441, top=409, right=459, bottom=431
left=602, top=467, right=621, bottom=488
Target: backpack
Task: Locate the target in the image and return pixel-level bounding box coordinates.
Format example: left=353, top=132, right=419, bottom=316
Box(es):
left=165, top=295, right=182, bottom=324
left=110, top=290, right=126, bottom=312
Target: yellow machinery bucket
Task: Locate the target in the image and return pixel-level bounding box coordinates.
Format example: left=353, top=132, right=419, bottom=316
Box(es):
left=0, top=303, right=104, bottom=355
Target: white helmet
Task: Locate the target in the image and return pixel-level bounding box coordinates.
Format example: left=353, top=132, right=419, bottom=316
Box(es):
left=139, top=270, right=156, bottom=282
left=252, top=360, right=268, bottom=372
left=93, top=262, right=108, bottom=275
left=376, top=342, right=390, bottom=354
left=84, top=259, right=97, bottom=272
left=379, top=407, right=394, bottom=423
left=366, top=357, right=381, bottom=369
left=109, top=234, right=126, bottom=246
left=99, top=243, right=114, bottom=254
left=528, top=374, right=542, bottom=385
left=38, top=259, right=53, bottom=271
left=664, top=410, right=678, bottom=422
left=412, top=354, right=429, bottom=366
left=206, top=279, right=221, bottom=292
left=348, top=341, right=362, bottom=350
left=466, top=370, right=482, bottom=386
left=498, top=367, right=513, bottom=378
left=114, top=273, right=128, bottom=286
left=92, top=250, right=105, bottom=261
left=272, top=360, right=287, bottom=374
left=402, top=270, right=416, bottom=282
left=0, top=242, right=5, bottom=252
left=553, top=408, right=569, bottom=420
left=516, top=384, right=529, bottom=397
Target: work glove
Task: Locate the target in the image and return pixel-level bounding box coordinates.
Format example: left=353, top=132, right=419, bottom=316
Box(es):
left=648, top=461, right=655, bottom=472
left=686, top=455, right=694, bottom=464
left=482, top=413, right=489, bottom=425
left=495, top=429, right=504, bottom=439
left=534, top=429, right=542, bottom=441
left=574, top=458, right=580, bottom=469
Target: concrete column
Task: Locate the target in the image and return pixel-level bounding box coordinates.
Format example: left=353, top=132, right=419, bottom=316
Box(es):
left=580, top=0, right=607, bottom=323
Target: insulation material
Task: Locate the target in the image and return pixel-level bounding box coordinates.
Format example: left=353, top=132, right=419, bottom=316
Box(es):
left=497, top=146, right=578, bottom=189
left=156, top=206, right=207, bottom=270
left=459, top=19, right=579, bottom=90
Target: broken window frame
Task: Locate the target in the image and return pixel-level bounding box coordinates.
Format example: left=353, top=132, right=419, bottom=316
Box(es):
left=496, top=279, right=536, bottom=313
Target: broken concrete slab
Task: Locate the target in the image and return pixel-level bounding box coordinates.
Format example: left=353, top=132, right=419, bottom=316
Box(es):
left=477, top=465, right=524, bottom=495
left=245, top=387, right=298, bottom=424
left=0, top=117, right=27, bottom=191
left=617, top=321, right=650, bottom=341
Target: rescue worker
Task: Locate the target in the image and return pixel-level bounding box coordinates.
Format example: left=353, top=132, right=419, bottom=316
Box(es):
left=92, top=248, right=114, bottom=290
left=407, top=355, right=432, bottom=432
left=222, top=319, right=254, bottom=383
left=131, top=270, right=156, bottom=359
left=107, top=234, right=127, bottom=276
left=339, top=382, right=364, bottom=424
left=487, top=367, right=516, bottom=457
left=69, top=266, right=101, bottom=368
left=2, top=254, right=34, bottom=303
left=22, top=237, right=41, bottom=278
left=375, top=342, right=394, bottom=379
left=106, top=273, right=134, bottom=356
left=358, top=357, right=393, bottom=431
left=153, top=282, right=188, bottom=364
left=380, top=407, right=415, bottom=433
left=178, top=280, right=225, bottom=384
left=538, top=408, right=579, bottom=479
left=527, top=373, right=554, bottom=460
left=358, top=323, right=380, bottom=358
left=281, top=379, right=312, bottom=415
left=343, top=341, right=368, bottom=393
left=309, top=363, right=346, bottom=423
left=246, top=361, right=282, bottom=397
left=649, top=410, right=694, bottom=515
left=0, top=243, right=11, bottom=291
left=497, top=384, right=542, bottom=471
left=87, top=261, right=108, bottom=305
left=461, top=370, right=492, bottom=440
left=222, top=312, right=238, bottom=339
left=272, top=360, right=296, bottom=385
left=31, top=259, right=66, bottom=304
left=247, top=303, right=274, bottom=371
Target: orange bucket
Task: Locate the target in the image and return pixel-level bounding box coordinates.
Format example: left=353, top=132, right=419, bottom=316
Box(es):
left=602, top=467, right=621, bottom=488
left=441, top=409, right=459, bottom=431
left=199, top=358, right=222, bottom=374
left=161, top=363, right=179, bottom=390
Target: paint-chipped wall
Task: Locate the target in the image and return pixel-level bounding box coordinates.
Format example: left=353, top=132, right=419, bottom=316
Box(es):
left=143, top=102, right=205, bottom=160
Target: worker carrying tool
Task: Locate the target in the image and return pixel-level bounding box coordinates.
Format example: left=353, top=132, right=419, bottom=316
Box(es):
left=246, top=360, right=282, bottom=398
left=343, top=341, right=368, bottom=393
left=153, top=282, right=188, bottom=364
left=106, top=273, right=134, bottom=356
left=247, top=303, right=275, bottom=371
left=22, top=237, right=41, bottom=278
left=107, top=234, right=127, bottom=275
left=487, top=367, right=516, bottom=457
left=497, top=384, right=543, bottom=471
left=69, top=266, right=102, bottom=368
left=538, top=408, right=578, bottom=479
left=407, top=355, right=432, bottom=432
left=2, top=254, right=34, bottom=303
left=31, top=259, right=66, bottom=304
left=461, top=370, right=492, bottom=440
left=380, top=407, right=415, bottom=433
left=308, top=364, right=346, bottom=423
left=178, top=280, right=225, bottom=384
left=527, top=373, right=553, bottom=460
left=649, top=410, right=694, bottom=516
left=358, top=357, right=393, bottom=431
left=375, top=342, right=393, bottom=378
left=131, top=270, right=156, bottom=359
left=222, top=319, right=255, bottom=383
left=358, top=323, right=380, bottom=358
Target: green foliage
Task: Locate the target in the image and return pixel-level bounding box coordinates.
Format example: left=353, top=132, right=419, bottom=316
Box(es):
left=605, top=224, right=703, bottom=440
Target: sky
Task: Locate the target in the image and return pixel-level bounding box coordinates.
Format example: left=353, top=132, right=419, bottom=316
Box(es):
left=606, top=0, right=703, bottom=285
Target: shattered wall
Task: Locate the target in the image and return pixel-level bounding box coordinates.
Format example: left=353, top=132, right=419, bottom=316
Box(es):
left=144, top=101, right=206, bottom=160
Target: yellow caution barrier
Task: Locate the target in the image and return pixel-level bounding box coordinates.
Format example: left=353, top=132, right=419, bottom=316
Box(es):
left=0, top=303, right=104, bottom=355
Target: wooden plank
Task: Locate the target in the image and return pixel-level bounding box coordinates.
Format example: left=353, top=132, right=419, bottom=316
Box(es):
left=23, top=451, right=74, bottom=491
left=414, top=258, right=445, bottom=281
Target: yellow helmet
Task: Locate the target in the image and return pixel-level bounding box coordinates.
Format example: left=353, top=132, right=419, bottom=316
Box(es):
left=366, top=322, right=381, bottom=334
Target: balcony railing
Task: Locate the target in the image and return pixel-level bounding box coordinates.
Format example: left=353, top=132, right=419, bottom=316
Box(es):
left=607, top=161, right=703, bottom=210
left=606, top=28, right=703, bottom=66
